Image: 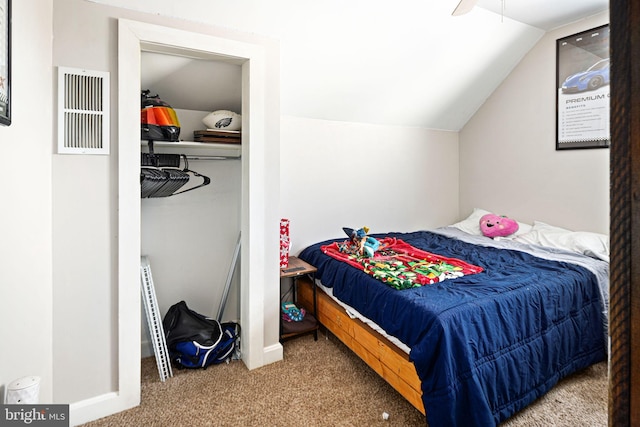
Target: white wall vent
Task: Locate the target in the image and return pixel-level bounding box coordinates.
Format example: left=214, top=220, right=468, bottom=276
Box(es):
left=57, top=67, right=110, bottom=155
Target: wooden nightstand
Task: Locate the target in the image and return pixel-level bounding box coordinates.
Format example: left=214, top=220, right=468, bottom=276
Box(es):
left=280, top=256, right=319, bottom=341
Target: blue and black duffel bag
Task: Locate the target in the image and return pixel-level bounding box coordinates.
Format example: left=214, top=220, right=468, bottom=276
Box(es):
left=163, top=300, right=240, bottom=369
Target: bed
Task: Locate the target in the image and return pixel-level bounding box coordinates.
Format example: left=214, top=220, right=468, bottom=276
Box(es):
left=296, top=211, right=609, bottom=426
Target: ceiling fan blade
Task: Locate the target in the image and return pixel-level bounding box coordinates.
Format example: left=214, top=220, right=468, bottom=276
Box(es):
left=452, top=0, right=478, bottom=16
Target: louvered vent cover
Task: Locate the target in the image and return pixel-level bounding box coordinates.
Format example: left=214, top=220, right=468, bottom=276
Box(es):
left=57, top=67, right=110, bottom=155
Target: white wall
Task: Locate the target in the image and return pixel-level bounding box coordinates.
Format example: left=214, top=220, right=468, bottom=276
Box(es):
left=52, top=0, right=119, bottom=404
left=0, top=0, right=54, bottom=403
left=459, top=12, right=610, bottom=234
left=281, top=116, right=460, bottom=254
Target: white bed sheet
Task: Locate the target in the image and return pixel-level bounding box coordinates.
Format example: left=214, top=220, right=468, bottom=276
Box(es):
left=315, top=280, right=412, bottom=354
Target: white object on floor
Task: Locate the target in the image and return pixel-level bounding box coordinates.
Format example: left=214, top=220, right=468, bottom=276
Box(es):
left=5, top=376, right=41, bottom=404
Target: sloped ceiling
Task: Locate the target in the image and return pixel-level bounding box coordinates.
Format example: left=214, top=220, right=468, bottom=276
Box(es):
left=476, top=0, right=608, bottom=31
left=141, top=52, right=243, bottom=115
left=94, top=0, right=608, bottom=131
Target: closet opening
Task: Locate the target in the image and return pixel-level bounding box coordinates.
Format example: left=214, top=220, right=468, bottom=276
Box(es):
left=116, top=18, right=281, bottom=416
left=139, top=50, right=243, bottom=359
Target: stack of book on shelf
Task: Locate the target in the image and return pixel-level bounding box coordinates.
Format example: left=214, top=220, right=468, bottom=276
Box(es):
left=193, top=129, right=241, bottom=144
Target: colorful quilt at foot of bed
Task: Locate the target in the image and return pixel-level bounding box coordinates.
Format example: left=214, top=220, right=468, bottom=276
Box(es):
left=321, top=237, right=484, bottom=290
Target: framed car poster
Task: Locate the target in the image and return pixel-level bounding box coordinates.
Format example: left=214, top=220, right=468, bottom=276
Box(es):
left=0, top=0, right=10, bottom=126
left=556, top=24, right=610, bottom=150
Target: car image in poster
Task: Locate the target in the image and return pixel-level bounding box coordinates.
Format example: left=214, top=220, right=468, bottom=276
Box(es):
left=556, top=24, right=610, bottom=150
left=561, top=58, right=610, bottom=94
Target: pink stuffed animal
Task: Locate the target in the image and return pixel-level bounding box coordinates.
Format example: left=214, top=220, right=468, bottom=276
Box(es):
left=479, top=213, right=519, bottom=238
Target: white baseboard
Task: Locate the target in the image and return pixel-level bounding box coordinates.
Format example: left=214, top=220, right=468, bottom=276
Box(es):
left=262, top=342, right=283, bottom=366
left=69, top=391, right=138, bottom=426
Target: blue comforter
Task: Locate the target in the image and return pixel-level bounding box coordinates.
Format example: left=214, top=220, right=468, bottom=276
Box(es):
left=298, top=230, right=606, bottom=427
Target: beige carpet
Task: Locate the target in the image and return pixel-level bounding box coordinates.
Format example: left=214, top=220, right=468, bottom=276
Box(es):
left=82, top=333, right=607, bottom=426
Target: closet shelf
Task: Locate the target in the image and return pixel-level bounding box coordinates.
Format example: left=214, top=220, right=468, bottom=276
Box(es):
left=141, top=140, right=241, bottom=158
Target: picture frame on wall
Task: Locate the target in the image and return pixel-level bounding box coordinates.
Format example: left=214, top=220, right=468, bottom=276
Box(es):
left=0, top=0, right=10, bottom=126
left=556, top=24, right=610, bottom=150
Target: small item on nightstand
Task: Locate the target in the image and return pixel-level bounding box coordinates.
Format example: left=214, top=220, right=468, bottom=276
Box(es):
left=279, top=256, right=319, bottom=342
left=280, top=218, right=291, bottom=268
left=281, top=302, right=305, bottom=322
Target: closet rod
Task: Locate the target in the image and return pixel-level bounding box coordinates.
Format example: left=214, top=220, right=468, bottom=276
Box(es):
left=184, top=155, right=240, bottom=161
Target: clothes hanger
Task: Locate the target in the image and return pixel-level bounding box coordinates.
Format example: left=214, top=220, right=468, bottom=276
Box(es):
left=169, top=155, right=211, bottom=196
left=140, top=147, right=211, bottom=198
left=140, top=151, right=183, bottom=198
left=140, top=167, right=169, bottom=198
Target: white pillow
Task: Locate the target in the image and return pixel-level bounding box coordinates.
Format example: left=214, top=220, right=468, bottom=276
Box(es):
left=450, top=208, right=532, bottom=237
left=450, top=208, right=490, bottom=235
left=515, top=221, right=610, bottom=262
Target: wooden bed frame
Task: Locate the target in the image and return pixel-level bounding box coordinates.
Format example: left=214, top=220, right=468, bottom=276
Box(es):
left=296, top=276, right=426, bottom=415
